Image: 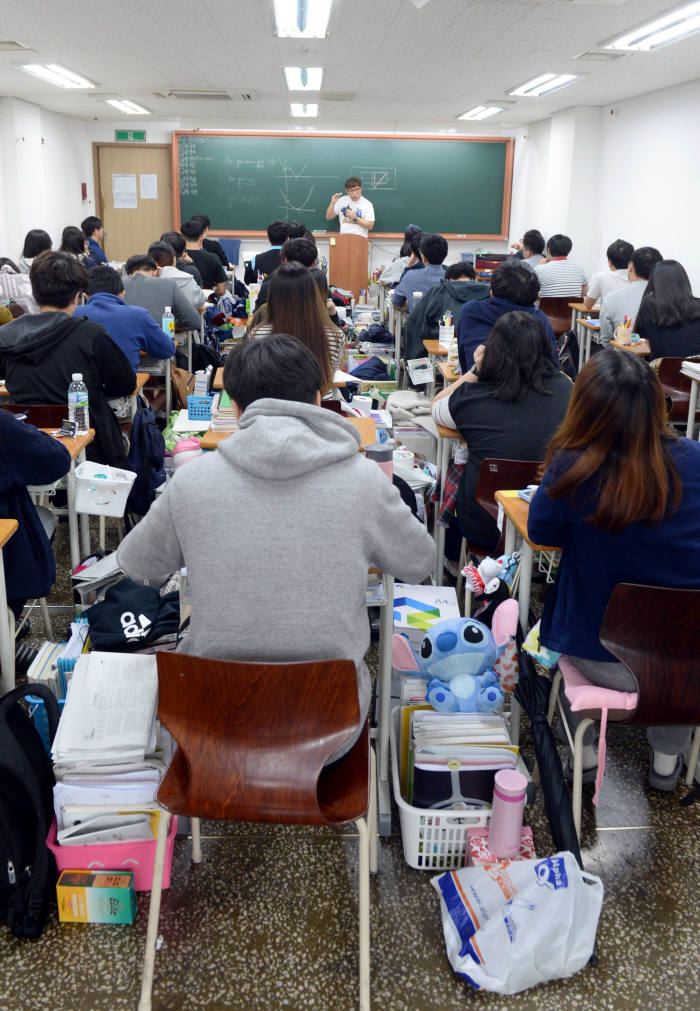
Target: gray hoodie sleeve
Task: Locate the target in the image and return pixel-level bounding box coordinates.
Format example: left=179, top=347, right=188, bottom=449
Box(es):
left=117, top=484, right=184, bottom=582
left=362, top=463, right=435, bottom=582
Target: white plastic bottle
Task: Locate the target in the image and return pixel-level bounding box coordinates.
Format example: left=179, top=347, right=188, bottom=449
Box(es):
left=67, top=373, right=89, bottom=434
left=161, top=305, right=175, bottom=337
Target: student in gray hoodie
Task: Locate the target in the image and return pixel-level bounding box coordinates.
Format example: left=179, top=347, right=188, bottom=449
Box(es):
left=117, top=334, right=435, bottom=757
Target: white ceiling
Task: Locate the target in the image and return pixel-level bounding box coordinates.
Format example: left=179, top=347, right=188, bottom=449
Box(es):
left=1, top=0, right=699, bottom=130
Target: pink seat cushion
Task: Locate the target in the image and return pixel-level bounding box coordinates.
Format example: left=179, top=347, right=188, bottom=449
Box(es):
left=558, top=656, right=638, bottom=713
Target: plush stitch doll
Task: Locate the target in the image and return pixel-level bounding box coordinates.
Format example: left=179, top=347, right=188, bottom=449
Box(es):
left=392, top=599, right=519, bottom=713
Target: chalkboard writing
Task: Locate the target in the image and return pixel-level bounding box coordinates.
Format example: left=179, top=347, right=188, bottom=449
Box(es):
left=173, top=133, right=513, bottom=237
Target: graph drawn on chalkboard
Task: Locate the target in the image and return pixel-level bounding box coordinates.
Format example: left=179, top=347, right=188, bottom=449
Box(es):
left=351, top=167, right=397, bottom=191
left=275, top=158, right=337, bottom=216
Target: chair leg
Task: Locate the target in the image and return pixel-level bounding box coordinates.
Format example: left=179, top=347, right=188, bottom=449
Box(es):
left=138, top=809, right=172, bottom=1011
left=686, top=726, right=700, bottom=787
left=547, top=669, right=562, bottom=727
left=572, top=719, right=593, bottom=841
left=38, top=597, right=53, bottom=639
left=191, top=816, right=202, bottom=863
left=355, top=817, right=371, bottom=1011
left=455, top=537, right=467, bottom=602
left=368, top=747, right=378, bottom=875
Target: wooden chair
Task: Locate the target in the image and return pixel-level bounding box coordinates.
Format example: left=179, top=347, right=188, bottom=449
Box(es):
left=657, top=355, right=700, bottom=424
left=0, top=402, right=66, bottom=428
left=457, top=458, right=541, bottom=609
left=548, top=584, right=700, bottom=838
left=538, top=296, right=574, bottom=338
left=138, top=653, right=377, bottom=1011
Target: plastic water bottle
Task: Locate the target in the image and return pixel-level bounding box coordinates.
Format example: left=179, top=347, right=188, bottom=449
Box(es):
left=161, top=305, right=175, bottom=337
left=67, top=373, right=89, bottom=434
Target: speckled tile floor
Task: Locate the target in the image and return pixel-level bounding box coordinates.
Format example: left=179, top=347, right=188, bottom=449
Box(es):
left=4, top=521, right=699, bottom=1010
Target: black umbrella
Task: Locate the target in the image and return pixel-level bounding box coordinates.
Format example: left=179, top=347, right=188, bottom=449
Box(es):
left=514, top=649, right=583, bottom=868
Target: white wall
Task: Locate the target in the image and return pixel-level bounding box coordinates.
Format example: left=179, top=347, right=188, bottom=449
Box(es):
left=512, top=79, right=700, bottom=290
left=596, top=78, right=700, bottom=290
left=0, top=98, right=92, bottom=262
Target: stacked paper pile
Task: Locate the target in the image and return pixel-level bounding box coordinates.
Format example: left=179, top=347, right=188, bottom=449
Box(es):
left=51, top=652, right=165, bottom=846
left=210, top=391, right=238, bottom=432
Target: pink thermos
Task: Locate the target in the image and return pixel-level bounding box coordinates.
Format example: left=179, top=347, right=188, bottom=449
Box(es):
left=365, top=443, right=393, bottom=479
left=488, top=769, right=528, bottom=858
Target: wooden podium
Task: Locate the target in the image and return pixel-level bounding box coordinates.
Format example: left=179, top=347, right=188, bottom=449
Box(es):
left=328, top=234, right=369, bottom=300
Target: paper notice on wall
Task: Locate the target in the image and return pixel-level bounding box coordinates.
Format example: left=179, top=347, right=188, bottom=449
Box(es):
left=112, top=173, right=138, bottom=209
left=140, top=173, right=158, bottom=199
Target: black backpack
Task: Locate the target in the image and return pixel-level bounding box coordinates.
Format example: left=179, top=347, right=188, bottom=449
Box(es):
left=557, top=329, right=580, bottom=382
left=126, top=405, right=166, bottom=518
left=0, top=683, right=60, bottom=939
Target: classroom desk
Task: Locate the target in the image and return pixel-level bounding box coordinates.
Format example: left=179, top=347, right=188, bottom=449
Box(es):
left=213, top=366, right=350, bottom=392
left=577, top=319, right=600, bottom=369
left=37, top=429, right=95, bottom=571
left=0, top=382, right=6, bottom=398
left=133, top=372, right=149, bottom=396
left=200, top=416, right=377, bottom=451
left=568, top=300, right=598, bottom=331
left=610, top=336, right=651, bottom=356
left=422, top=340, right=448, bottom=359
left=681, top=360, right=700, bottom=438
left=434, top=422, right=461, bottom=581
left=437, top=361, right=460, bottom=384
left=494, top=491, right=561, bottom=634
left=0, top=519, right=18, bottom=694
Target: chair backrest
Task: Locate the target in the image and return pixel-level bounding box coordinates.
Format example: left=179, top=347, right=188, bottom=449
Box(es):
left=320, top=398, right=343, bottom=414
left=155, top=653, right=368, bottom=826
left=657, top=356, right=697, bottom=420
left=538, top=297, right=572, bottom=338
left=216, top=237, right=241, bottom=266
left=1, top=403, right=66, bottom=429
left=475, top=458, right=542, bottom=521
left=599, top=583, right=700, bottom=726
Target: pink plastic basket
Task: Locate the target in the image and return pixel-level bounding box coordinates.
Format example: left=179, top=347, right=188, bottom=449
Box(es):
left=47, top=815, right=178, bottom=892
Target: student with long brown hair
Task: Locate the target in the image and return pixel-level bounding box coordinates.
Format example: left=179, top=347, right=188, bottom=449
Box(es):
left=528, top=349, right=700, bottom=789
left=248, top=262, right=344, bottom=394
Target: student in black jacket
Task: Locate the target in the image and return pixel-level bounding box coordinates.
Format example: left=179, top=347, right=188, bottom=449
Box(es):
left=0, top=253, right=135, bottom=467
left=244, top=219, right=290, bottom=284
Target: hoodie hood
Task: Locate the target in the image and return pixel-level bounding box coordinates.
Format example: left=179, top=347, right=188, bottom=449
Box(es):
left=439, top=278, right=490, bottom=304
left=0, top=311, right=83, bottom=364
left=218, top=398, right=361, bottom=480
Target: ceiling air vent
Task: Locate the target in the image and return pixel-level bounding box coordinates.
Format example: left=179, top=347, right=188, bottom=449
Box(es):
left=153, top=89, right=260, bottom=102
left=573, top=50, right=627, bottom=61
left=0, top=39, right=30, bottom=51
left=321, top=92, right=356, bottom=102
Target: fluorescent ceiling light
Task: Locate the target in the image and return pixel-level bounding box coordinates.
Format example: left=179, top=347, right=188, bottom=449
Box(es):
left=605, top=1, right=700, bottom=50
left=105, top=99, right=151, bottom=115
left=439, top=128, right=457, bottom=133
left=458, top=105, right=503, bottom=121
left=509, top=73, right=578, bottom=97
left=284, top=67, right=323, bottom=91
left=290, top=103, right=319, bottom=117
left=20, top=63, right=95, bottom=89
left=275, top=0, right=333, bottom=38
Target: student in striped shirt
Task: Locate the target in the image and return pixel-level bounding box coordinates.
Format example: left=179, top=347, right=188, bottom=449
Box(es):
left=535, top=234, right=588, bottom=298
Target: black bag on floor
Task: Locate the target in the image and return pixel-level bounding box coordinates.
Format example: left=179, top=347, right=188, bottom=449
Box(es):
left=557, top=329, right=579, bottom=381
left=0, top=683, right=60, bottom=939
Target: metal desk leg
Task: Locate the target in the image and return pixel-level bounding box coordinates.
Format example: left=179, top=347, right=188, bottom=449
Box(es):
left=165, top=358, right=172, bottom=418
left=576, top=320, right=585, bottom=372
left=0, top=553, right=15, bottom=695
left=435, top=436, right=450, bottom=582
left=504, top=516, right=516, bottom=556
left=686, top=379, right=699, bottom=439
left=75, top=449, right=90, bottom=562
left=376, top=573, right=394, bottom=837
left=66, top=459, right=81, bottom=571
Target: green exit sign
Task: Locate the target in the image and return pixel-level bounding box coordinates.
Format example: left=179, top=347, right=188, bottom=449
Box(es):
left=115, top=130, right=147, bottom=142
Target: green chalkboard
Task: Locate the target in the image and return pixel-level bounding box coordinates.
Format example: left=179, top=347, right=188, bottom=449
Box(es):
left=174, top=133, right=512, bottom=237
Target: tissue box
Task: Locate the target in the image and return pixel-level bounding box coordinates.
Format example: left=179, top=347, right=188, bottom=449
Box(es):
left=56, top=869, right=137, bottom=924
left=393, top=583, right=460, bottom=648
left=467, top=826, right=536, bottom=867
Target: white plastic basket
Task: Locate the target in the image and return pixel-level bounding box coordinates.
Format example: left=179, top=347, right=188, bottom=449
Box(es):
left=74, top=461, right=136, bottom=517
left=390, top=707, right=490, bottom=871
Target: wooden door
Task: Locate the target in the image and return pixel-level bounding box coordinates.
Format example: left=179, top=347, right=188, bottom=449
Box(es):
left=94, top=144, right=172, bottom=262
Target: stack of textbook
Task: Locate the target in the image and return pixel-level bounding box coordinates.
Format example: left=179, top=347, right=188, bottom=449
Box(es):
left=51, top=652, right=164, bottom=845
left=210, top=391, right=238, bottom=433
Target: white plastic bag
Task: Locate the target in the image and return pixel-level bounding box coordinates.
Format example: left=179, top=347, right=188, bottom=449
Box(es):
left=431, top=851, right=603, bottom=994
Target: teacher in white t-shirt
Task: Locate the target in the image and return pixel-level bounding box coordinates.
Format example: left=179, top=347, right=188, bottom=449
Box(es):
left=325, top=177, right=375, bottom=236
